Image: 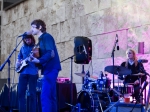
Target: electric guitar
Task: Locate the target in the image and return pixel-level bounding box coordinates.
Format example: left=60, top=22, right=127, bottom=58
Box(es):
left=16, top=48, right=40, bottom=73
left=16, top=58, right=29, bottom=73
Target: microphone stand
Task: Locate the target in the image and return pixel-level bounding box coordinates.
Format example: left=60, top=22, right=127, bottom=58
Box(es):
left=60, top=55, right=75, bottom=110
left=0, top=37, right=23, bottom=112
left=111, top=37, right=118, bottom=89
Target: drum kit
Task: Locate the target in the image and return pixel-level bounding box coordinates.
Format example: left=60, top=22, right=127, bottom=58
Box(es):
left=74, top=65, right=143, bottom=112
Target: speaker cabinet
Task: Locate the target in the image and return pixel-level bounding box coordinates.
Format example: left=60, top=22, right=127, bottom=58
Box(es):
left=108, top=102, right=145, bottom=112
left=74, top=36, right=92, bottom=64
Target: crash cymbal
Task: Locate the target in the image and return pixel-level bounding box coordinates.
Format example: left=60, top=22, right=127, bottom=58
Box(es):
left=104, top=65, right=131, bottom=75
left=74, top=73, right=98, bottom=79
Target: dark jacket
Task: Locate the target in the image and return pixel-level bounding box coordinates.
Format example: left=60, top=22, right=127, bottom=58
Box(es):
left=121, top=61, right=147, bottom=84
left=38, top=32, right=61, bottom=75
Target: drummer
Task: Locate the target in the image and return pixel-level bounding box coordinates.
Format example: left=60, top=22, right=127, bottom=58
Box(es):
left=120, top=48, right=147, bottom=103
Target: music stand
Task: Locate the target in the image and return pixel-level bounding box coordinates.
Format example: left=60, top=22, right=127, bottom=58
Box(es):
left=0, top=37, right=23, bottom=112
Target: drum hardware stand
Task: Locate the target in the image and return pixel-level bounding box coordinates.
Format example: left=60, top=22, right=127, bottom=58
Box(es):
left=116, top=71, right=123, bottom=95
left=104, top=97, right=123, bottom=112
left=130, top=81, right=148, bottom=112
left=82, top=65, right=85, bottom=84
left=66, top=103, right=86, bottom=112
left=140, top=66, right=150, bottom=104
left=138, top=75, right=143, bottom=104
left=145, top=74, right=150, bottom=111
left=82, top=71, right=90, bottom=90
left=96, top=94, right=103, bottom=112
left=0, top=37, right=23, bottom=112
left=60, top=54, right=75, bottom=110
left=110, top=88, right=122, bottom=97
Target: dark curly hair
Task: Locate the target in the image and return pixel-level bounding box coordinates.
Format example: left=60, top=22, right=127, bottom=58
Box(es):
left=31, top=19, right=46, bottom=32
left=23, top=35, right=35, bottom=46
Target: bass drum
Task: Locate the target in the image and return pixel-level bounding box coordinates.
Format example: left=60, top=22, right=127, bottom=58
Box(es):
left=77, top=91, right=111, bottom=112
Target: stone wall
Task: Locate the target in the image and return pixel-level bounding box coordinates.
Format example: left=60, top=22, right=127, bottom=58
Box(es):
left=1, top=0, right=150, bottom=92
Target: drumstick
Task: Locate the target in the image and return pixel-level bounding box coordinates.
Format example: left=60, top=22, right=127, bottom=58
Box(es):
left=125, top=83, right=135, bottom=85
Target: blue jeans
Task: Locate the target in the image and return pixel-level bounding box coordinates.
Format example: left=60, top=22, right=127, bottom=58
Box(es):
left=18, top=74, right=38, bottom=112
left=41, top=69, right=59, bottom=112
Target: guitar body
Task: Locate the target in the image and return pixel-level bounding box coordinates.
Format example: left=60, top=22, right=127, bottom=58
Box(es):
left=32, top=48, right=40, bottom=58
left=16, top=60, right=28, bottom=73
left=16, top=47, right=40, bottom=73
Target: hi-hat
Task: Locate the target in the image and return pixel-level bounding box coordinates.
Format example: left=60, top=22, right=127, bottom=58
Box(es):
left=105, top=65, right=131, bottom=75
left=74, top=73, right=98, bottom=79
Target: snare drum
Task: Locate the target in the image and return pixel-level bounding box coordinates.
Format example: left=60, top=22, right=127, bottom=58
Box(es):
left=77, top=91, right=111, bottom=112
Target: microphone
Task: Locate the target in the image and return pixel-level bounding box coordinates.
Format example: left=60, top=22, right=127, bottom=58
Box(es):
left=139, top=81, right=148, bottom=96
left=83, top=45, right=87, bottom=54
left=138, top=59, right=148, bottom=63
left=116, top=34, right=119, bottom=50
left=18, top=33, right=27, bottom=37
left=18, top=31, right=32, bottom=37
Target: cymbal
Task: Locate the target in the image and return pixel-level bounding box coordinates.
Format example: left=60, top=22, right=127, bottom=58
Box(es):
left=74, top=73, right=98, bottom=79
left=74, top=73, right=85, bottom=77
left=105, top=65, right=131, bottom=75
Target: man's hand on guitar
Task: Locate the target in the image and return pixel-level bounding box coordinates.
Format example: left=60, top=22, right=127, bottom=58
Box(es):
left=29, top=55, right=40, bottom=63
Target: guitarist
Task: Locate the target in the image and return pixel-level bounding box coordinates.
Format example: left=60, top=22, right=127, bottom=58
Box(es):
left=26, top=19, right=61, bottom=112
left=16, top=34, right=38, bottom=112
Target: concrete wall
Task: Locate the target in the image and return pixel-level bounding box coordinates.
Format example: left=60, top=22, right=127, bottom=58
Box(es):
left=1, top=0, right=150, bottom=92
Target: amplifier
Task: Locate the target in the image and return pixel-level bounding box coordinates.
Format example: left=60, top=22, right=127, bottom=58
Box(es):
left=108, top=102, right=145, bottom=112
